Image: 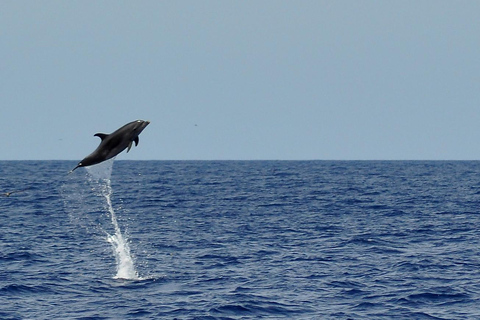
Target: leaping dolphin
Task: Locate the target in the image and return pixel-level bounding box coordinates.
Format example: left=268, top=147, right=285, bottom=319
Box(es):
left=70, top=120, right=150, bottom=173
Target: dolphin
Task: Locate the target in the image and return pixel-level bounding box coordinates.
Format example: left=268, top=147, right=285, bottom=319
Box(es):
left=70, top=120, right=150, bottom=173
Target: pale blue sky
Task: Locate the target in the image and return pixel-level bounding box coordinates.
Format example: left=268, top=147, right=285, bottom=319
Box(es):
left=2, top=1, right=480, bottom=160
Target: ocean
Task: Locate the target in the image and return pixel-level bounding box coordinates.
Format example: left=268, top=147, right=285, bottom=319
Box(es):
left=1, top=160, right=480, bottom=319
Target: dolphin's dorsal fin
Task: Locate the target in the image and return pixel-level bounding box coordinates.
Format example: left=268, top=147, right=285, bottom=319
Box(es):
left=94, top=133, right=109, bottom=140
left=134, top=136, right=139, bottom=146
left=127, top=141, right=133, bottom=153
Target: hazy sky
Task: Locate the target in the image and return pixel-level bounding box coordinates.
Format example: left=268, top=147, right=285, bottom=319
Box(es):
left=2, top=1, right=480, bottom=160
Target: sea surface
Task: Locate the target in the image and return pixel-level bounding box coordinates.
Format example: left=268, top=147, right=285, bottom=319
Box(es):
left=1, top=160, right=480, bottom=319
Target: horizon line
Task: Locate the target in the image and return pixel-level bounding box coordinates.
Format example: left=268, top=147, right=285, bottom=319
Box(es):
left=1, top=159, right=479, bottom=162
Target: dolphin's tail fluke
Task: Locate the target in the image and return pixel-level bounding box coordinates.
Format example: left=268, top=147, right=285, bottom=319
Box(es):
left=68, top=165, right=80, bottom=174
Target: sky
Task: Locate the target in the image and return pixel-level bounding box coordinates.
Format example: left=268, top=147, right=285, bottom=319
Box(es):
left=1, top=1, right=480, bottom=160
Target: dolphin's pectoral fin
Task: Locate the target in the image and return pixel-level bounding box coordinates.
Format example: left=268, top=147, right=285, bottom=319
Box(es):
left=94, top=133, right=109, bottom=140
left=127, top=137, right=139, bottom=152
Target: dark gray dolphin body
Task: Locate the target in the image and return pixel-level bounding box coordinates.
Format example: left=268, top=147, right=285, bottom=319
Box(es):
left=70, top=120, right=150, bottom=173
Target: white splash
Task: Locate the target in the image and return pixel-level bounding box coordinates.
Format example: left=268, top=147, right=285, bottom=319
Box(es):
left=86, top=159, right=140, bottom=280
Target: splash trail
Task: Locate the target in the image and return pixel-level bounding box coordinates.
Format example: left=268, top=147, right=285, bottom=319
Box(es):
left=86, top=159, right=139, bottom=280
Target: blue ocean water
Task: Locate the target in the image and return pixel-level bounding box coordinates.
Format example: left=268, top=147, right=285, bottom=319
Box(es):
left=1, top=160, right=480, bottom=319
